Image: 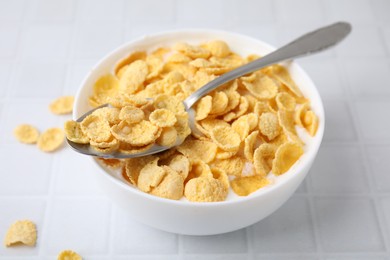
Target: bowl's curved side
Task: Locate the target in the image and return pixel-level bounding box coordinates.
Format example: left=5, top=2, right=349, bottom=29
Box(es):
left=73, top=29, right=325, bottom=235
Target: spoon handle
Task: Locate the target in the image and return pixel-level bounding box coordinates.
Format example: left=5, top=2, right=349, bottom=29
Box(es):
left=183, top=21, right=351, bottom=109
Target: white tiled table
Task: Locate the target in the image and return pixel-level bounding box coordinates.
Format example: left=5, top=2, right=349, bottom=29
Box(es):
left=1, top=0, right=390, bottom=259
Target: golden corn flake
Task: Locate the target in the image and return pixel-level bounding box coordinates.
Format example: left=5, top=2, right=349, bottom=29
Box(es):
left=200, top=118, right=230, bottom=134
left=303, top=110, right=319, bottom=136
left=204, top=40, right=231, bottom=58
left=156, top=126, right=177, bottom=147
left=90, top=74, right=119, bottom=107
left=137, top=158, right=166, bottom=192
left=272, top=142, right=303, bottom=175
left=4, top=220, right=37, bottom=247
left=215, top=148, right=237, bottom=160
left=124, top=156, right=156, bottom=185
left=119, top=106, right=145, bottom=123
left=119, top=60, right=149, bottom=94
left=111, top=120, right=159, bottom=146
left=150, top=166, right=184, bottom=200
left=49, top=96, right=74, bottom=115
left=186, top=159, right=212, bottom=181
left=174, top=113, right=191, bottom=142
left=37, top=128, right=64, bottom=152
left=168, top=154, right=191, bottom=179
left=149, top=108, right=177, bottom=127
left=231, top=175, right=269, bottom=196
left=90, top=136, right=119, bottom=151
left=276, top=92, right=296, bottom=111
left=259, top=112, right=281, bottom=140
left=92, top=107, right=121, bottom=125
left=242, top=73, right=278, bottom=100
left=194, top=95, right=212, bottom=121
left=146, top=55, right=164, bottom=80
left=177, top=139, right=217, bottom=163
left=174, top=42, right=210, bottom=59
left=64, top=120, right=89, bottom=144
left=57, top=250, right=82, bottom=260
left=267, top=65, right=303, bottom=97
left=244, top=130, right=259, bottom=162
left=231, top=117, right=250, bottom=141
left=80, top=114, right=111, bottom=142
left=211, top=156, right=245, bottom=177
left=98, top=158, right=122, bottom=169
left=115, top=51, right=146, bottom=76
left=295, top=102, right=309, bottom=127
left=209, top=91, right=228, bottom=115
left=167, top=52, right=192, bottom=63
left=14, top=124, right=40, bottom=144
left=210, top=167, right=229, bottom=190
left=253, top=143, right=277, bottom=177
left=154, top=94, right=185, bottom=115
left=210, top=125, right=241, bottom=152
left=184, top=177, right=227, bottom=202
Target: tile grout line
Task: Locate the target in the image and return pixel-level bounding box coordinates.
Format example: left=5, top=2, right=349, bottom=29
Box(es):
left=246, top=226, right=255, bottom=260
left=335, top=49, right=390, bottom=255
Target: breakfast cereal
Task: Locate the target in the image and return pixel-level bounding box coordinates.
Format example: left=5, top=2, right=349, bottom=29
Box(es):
left=49, top=96, right=74, bottom=115
left=4, top=220, right=37, bottom=247
left=73, top=40, right=319, bottom=201
left=57, top=250, right=82, bottom=260
left=37, top=128, right=64, bottom=152
left=14, top=124, right=40, bottom=144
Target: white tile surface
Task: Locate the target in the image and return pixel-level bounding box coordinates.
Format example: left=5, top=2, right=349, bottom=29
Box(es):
left=322, top=100, right=358, bottom=142
left=314, top=198, right=385, bottom=252
left=342, top=58, right=390, bottom=98
left=0, top=0, right=25, bottom=21
left=0, top=61, right=12, bottom=97
left=11, top=61, right=67, bottom=98
left=0, top=144, right=53, bottom=195
left=366, top=145, right=390, bottom=192
left=73, top=21, right=123, bottom=58
left=309, top=145, right=369, bottom=194
left=252, top=196, right=316, bottom=253
left=29, top=0, right=76, bottom=22
left=112, top=205, right=178, bottom=254
left=0, top=22, right=20, bottom=58
left=181, top=229, right=247, bottom=253
left=354, top=101, right=390, bottom=141
left=335, top=25, right=387, bottom=57
left=77, top=0, right=124, bottom=21
left=20, top=24, right=72, bottom=59
left=42, top=198, right=111, bottom=255
left=1, top=0, right=390, bottom=258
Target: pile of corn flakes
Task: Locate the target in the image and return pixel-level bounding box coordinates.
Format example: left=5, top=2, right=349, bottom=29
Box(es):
left=70, top=40, right=318, bottom=202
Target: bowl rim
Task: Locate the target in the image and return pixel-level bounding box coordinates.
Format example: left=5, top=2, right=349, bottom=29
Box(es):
left=74, top=28, right=325, bottom=207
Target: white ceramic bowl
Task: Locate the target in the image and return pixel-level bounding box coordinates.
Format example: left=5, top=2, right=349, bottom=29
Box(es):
left=73, top=29, right=325, bottom=236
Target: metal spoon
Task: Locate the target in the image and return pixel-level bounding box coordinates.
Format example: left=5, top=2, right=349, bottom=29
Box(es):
left=67, top=21, right=351, bottom=159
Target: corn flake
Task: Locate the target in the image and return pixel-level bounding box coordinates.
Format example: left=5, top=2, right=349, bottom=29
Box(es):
left=49, top=96, right=74, bottom=115
left=253, top=143, right=277, bottom=177
left=111, top=120, right=160, bottom=146
left=272, top=142, right=303, bottom=175
left=204, top=40, right=231, bottom=58
left=37, top=128, right=64, bottom=152
left=194, top=95, right=212, bottom=121
left=230, top=175, right=269, bottom=196
left=156, top=126, right=177, bottom=147
left=210, top=125, right=241, bottom=152
left=64, top=121, right=89, bottom=144
left=4, top=220, right=37, bottom=247
left=14, top=124, right=40, bottom=144
left=184, top=177, right=227, bottom=202
left=81, top=114, right=111, bottom=142
left=151, top=166, right=184, bottom=200
left=119, top=106, right=145, bottom=124
left=167, top=154, right=191, bottom=179
left=259, top=112, right=281, bottom=140
left=177, top=139, right=217, bottom=163
left=244, top=130, right=259, bottom=162
left=57, top=250, right=82, bottom=260
left=276, top=92, right=296, bottom=111
left=119, top=60, right=149, bottom=94
left=149, top=108, right=177, bottom=127
left=242, top=73, right=278, bottom=100
left=211, top=156, right=245, bottom=177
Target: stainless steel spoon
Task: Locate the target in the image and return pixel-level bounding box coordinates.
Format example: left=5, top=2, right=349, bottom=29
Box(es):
left=67, top=21, right=351, bottom=159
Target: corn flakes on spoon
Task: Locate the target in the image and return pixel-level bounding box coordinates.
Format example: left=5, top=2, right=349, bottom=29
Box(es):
left=67, top=22, right=351, bottom=159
